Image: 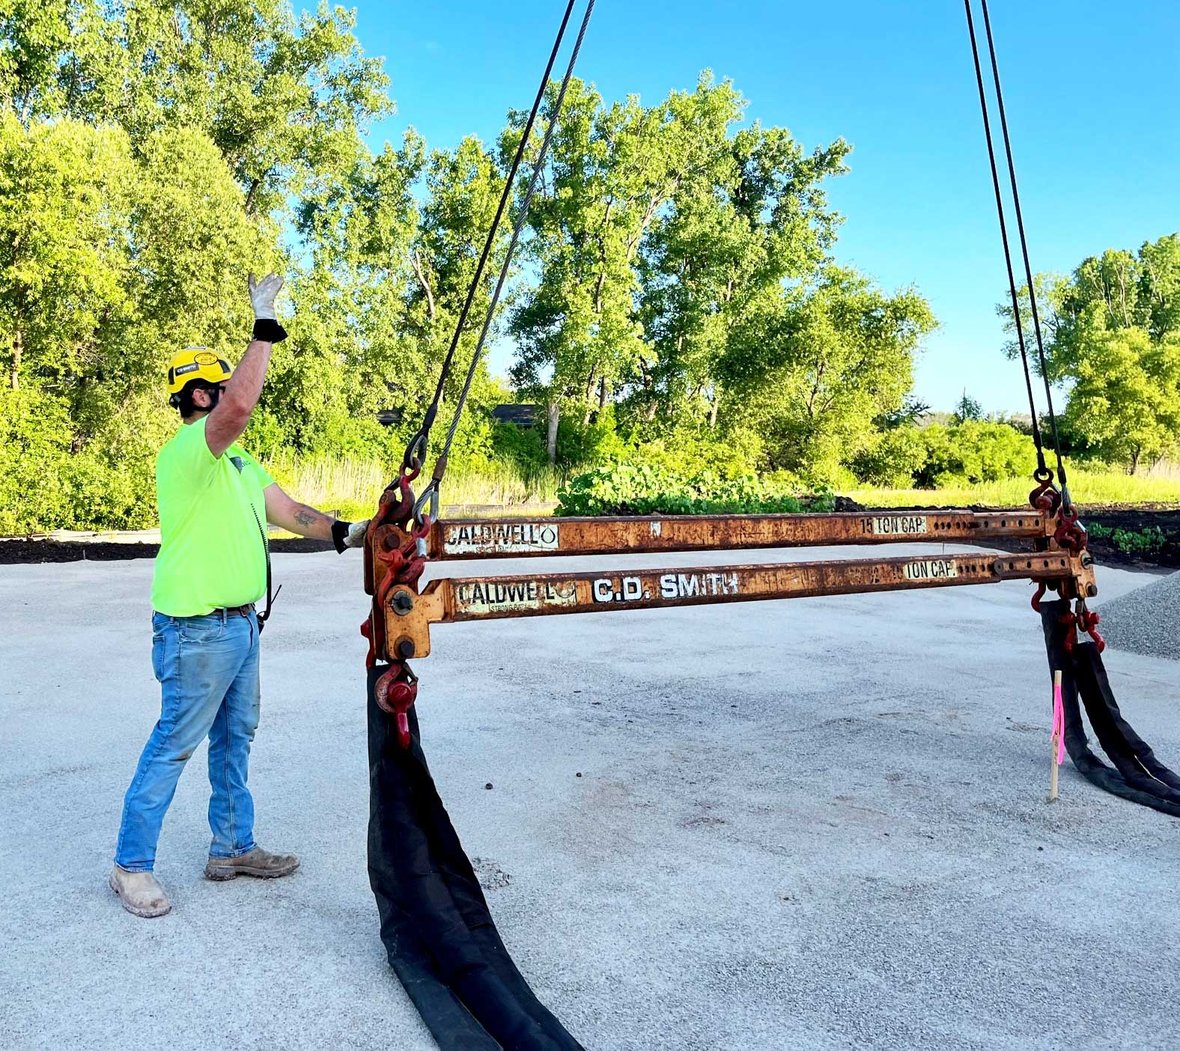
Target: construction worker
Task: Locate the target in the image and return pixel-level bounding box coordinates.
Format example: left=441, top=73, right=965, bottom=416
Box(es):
left=109, top=273, right=368, bottom=918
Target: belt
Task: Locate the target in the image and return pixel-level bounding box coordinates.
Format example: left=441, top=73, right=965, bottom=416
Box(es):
left=214, top=603, right=256, bottom=617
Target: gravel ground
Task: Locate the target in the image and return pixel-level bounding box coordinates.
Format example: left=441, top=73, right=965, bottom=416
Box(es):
left=3, top=546, right=1180, bottom=1051
left=1093, top=569, right=1180, bottom=660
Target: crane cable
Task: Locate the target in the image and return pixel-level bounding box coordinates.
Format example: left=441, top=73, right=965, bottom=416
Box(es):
left=964, top=0, right=1072, bottom=512
left=416, top=0, right=596, bottom=524
left=399, top=0, right=592, bottom=510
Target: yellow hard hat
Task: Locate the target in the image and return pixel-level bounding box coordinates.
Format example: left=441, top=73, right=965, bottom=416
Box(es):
left=166, top=347, right=232, bottom=397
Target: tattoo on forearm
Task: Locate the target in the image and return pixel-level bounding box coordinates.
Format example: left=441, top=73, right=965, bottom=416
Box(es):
left=294, top=508, right=326, bottom=528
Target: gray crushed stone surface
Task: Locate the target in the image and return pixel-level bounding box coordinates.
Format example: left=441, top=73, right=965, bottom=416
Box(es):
left=1094, top=569, right=1180, bottom=660
left=3, top=547, right=1180, bottom=1050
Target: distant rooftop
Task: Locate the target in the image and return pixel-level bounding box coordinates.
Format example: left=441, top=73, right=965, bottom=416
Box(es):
left=492, top=403, right=538, bottom=427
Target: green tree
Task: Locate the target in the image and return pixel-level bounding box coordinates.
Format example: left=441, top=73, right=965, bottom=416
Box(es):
left=4, top=0, right=390, bottom=216
left=509, top=78, right=662, bottom=460
left=1003, top=234, right=1180, bottom=471
left=718, top=268, right=935, bottom=481
left=510, top=73, right=851, bottom=464
left=284, top=131, right=425, bottom=458
left=635, top=75, right=848, bottom=432
left=399, top=134, right=516, bottom=469
left=953, top=390, right=984, bottom=423
left=0, top=114, right=278, bottom=529
left=0, top=0, right=70, bottom=121
left=0, top=113, right=135, bottom=393
left=1054, top=325, right=1180, bottom=472
left=0, top=116, right=276, bottom=407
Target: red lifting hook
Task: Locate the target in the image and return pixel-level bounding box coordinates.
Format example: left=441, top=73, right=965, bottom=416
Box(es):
left=374, top=665, right=418, bottom=749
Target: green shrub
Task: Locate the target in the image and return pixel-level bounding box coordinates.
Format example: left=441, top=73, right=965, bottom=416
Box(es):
left=0, top=387, right=73, bottom=533
left=914, top=421, right=1035, bottom=488
left=805, top=461, right=860, bottom=492
left=639, top=427, right=762, bottom=480
left=589, top=426, right=760, bottom=483
left=851, top=427, right=927, bottom=487
left=845, top=421, right=1034, bottom=491
left=1086, top=523, right=1168, bottom=555
left=557, top=462, right=834, bottom=516
left=492, top=420, right=547, bottom=466
left=62, top=453, right=155, bottom=530
left=555, top=408, right=628, bottom=469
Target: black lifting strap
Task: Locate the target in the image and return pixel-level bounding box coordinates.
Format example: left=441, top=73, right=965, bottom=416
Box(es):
left=1040, top=599, right=1180, bottom=817
left=367, top=7, right=595, bottom=1048
left=367, top=668, right=584, bottom=1050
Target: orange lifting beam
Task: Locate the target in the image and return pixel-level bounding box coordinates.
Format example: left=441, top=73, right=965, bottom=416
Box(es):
left=379, top=547, right=1095, bottom=660
left=418, top=509, right=1052, bottom=561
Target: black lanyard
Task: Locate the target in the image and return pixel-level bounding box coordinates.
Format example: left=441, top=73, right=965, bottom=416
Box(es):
left=249, top=502, right=281, bottom=634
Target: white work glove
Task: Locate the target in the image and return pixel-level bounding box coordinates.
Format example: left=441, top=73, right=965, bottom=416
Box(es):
left=345, top=519, right=370, bottom=548
left=332, top=518, right=370, bottom=553
left=248, top=272, right=284, bottom=320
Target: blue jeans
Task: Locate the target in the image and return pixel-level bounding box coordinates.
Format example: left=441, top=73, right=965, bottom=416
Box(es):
left=115, top=609, right=261, bottom=872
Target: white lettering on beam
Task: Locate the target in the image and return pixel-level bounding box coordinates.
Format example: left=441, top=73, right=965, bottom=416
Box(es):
left=902, top=559, right=957, bottom=582
left=591, top=576, right=653, bottom=603
left=594, top=572, right=726, bottom=603
left=659, top=572, right=740, bottom=600
left=456, top=578, right=576, bottom=614
left=443, top=522, right=560, bottom=555
left=871, top=515, right=928, bottom=536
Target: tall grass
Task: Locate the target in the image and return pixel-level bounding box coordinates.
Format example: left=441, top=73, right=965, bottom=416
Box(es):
left=264, top=453, right=562, bottom=521
left=441, top=462, right=564, bottom=509
left=846, top=466, right=1180, bottom=509
left=266, top=453, right=1180, bottom=523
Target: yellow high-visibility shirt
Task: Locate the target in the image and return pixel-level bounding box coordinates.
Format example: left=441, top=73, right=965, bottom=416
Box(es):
left=150, top=417, right=273, bottom=617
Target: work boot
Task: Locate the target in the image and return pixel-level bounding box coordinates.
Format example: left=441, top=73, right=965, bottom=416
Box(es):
left=109, top=866, right=172, bottom=918
left=204, top=846, right=300, bottom=881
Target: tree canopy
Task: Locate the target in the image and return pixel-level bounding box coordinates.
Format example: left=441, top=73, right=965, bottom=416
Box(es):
left=1003, top=234, right=1180, bottom=472
left=0, top=3, right=954, bottom=531
left=508, top=73, right=932, bottom=481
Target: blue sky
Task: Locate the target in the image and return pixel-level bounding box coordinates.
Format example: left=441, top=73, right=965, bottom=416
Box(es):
left=348, top=0, right=1179, bottom=414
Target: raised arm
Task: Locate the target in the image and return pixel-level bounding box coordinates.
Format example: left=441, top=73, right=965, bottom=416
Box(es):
left=205, top=273, right=286, bottom=458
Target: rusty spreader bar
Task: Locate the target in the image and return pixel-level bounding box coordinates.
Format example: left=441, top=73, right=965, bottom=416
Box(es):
left=382, top=548, right=1094, bottom=659
left=423, top=509, right=1051, bottom=560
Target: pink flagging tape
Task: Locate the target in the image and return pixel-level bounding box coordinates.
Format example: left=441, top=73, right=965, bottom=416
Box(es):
left=1052, top=677, right=1066, bottom=766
